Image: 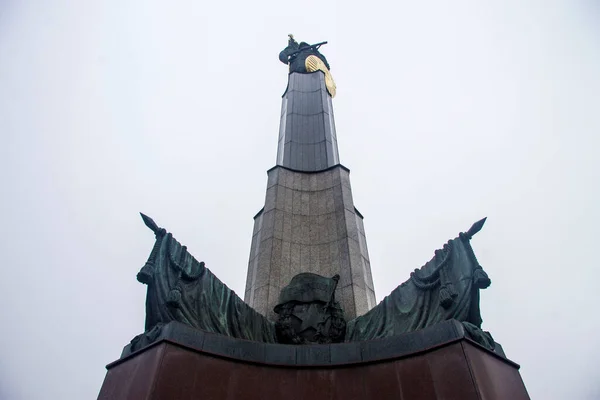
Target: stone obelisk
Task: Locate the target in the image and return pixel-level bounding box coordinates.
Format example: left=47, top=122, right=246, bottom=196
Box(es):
left=244, top=69, right=376, bottom=321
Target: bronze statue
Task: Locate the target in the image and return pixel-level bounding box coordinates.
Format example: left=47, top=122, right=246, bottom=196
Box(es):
left=279, top=34, right=330, bottom=73
left=274, top=273, right=346, bottom=344
left=131, top=213, right=494, bottom=352
left=279, top=34, right=337, bottom=97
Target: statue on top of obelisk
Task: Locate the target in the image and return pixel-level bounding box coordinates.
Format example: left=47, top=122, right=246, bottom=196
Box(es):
left=279, top=34, right=336, bottom=97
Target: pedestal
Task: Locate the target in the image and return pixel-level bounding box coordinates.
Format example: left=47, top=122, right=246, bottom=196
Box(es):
left=98, top=320, right=529, bottom=399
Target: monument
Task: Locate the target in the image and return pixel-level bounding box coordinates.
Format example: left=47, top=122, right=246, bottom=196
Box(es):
left=98, top=36, right=529, bottom=399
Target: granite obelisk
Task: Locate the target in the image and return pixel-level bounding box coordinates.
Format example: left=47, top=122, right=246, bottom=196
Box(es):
left=244, top=41, right=376, bottom=321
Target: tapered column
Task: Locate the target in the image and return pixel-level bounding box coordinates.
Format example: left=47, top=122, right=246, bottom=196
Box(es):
left=245, top=72, right=376, bottom=321
left=244, top=166, right=375, bottom=321
left=276, top=72, right=339, bottom=171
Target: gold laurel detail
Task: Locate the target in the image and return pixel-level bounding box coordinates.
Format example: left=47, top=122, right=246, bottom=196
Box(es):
left=305, top=55, right=336, bottom=98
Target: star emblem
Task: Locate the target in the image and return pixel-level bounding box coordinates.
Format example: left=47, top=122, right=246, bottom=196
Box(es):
left=292, top=303, right=327, bottom=332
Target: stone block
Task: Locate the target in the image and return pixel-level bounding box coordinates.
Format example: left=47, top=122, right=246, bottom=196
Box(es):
left=290, top=243, right=301, bottom=277
left=279, top=240, right=291, bottom=287
left=299, top=216, right=310, bottom=245
left=326, top=169, right=335, bottom=189
left=300, top=245, right=310, bottom=271
left=267, top=168, right=279, bottom=188
left=318, top=190, right=329, bottom=215
left=341, top=184, right=354, bottom=212
left=301, top=191, right=310, bottom=215
left=341, top=284, right=356, bottom=320
left=338, top=240, right=351, bottom=285
left=275, top=184, right=286, bottom=210
left=333, top=185, right=344, bottom=212
left=284, top=187, right=294, bottom=213
left=248, top=232, right=259, bottom=261
left=348, top=238, right=366, bottom=289
left=292, top=189, right=302, bottom=214
left=340, top=169, right=351, bottom=188
left=315, top=213, right=326, bottom=243
left=325, top=188, right=335, bottom=213
left=352, top=284, right=370, bottom=317
left=364, top=258, right=374, bottom=291
left=252, top=214, right=263, bottom=236
left=264, top=186, right=277, bottom=212
left=356, top=212, right=365, bottom=234
left=326, top=212, right=339, bottom=241
left=308, top=191, right=317, bottom=217
left=309, top=215, right=319, bottom=243
left=282, top=212, right=292, bottom=241
left=366, top=287, right=376, bottom=309
left=285, top=168, right=295, bottom=188
left=292, top=171, right=303, bottom=190
left=345, top=209, right=359, bottom=242
left=301, top=173, right=311, bottom=191
left=273, top=210, right=284, bottom=239
left=308, top=245, right=322, bottom=275
left=358, top=232, right=370, bottom=259
left=309, top=173, right=318, bottom=191
left=318, top=244, right=332, bottom=277
left=321, top=214, right=332, bottom=243
left=255, top=238, right=273, bottom=287
left=253, top=285, right=271, bottom=315
left=335, top=210, right=347, bottom=238
left=332, top=167, right=341, bottom=187
left=267, top=285, right=281, bottom=319
left=261, top=210, right=275, bottom=239
left=313, top=170, right=325, bottom=190
left=329, top=240, right=341, bottom=275
left=291, top=214, right=301, bottom=243
left=270, top=238, right=283, bottom=284
left=277, top=167, right=287, bottom=185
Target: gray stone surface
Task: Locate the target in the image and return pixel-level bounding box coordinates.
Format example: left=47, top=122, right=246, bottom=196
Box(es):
left=244, top=165, right=376, bottom=320
left=276, top=72, right=340, bottom=172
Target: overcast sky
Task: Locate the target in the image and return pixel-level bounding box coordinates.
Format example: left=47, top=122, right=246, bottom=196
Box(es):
left=1, top=1, right=599, bottom=399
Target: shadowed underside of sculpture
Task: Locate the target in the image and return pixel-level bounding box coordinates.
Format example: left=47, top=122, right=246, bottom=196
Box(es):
left=130, top=213, right=493, bottom=351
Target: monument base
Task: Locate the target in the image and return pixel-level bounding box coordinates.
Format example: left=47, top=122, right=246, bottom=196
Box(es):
left=98, top=321, right=529, bottom=399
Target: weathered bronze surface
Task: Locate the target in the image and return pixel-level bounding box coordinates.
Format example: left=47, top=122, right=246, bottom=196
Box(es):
left=131, top=213, right=276, bottom=352
left=131, top=213, right=493, bottom=350
left=274, top=273, right=346, bottom=344
left=345, top=218, right=494, bottom=349
left=279, top=35, right=336, bottom=96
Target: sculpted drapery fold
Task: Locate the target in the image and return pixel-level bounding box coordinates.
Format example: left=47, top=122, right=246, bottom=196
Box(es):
left=345, top=218, right=494, bottom=348
left=132, top=214, right=493, bottom=350
left=135, top=214, right=277, bottom=344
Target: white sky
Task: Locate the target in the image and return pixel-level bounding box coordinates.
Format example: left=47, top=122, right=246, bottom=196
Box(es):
left=1, top=1, right=599, bottom=399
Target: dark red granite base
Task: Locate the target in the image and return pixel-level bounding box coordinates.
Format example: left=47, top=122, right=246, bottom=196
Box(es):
left=98, top=336, right=528, bottom=399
